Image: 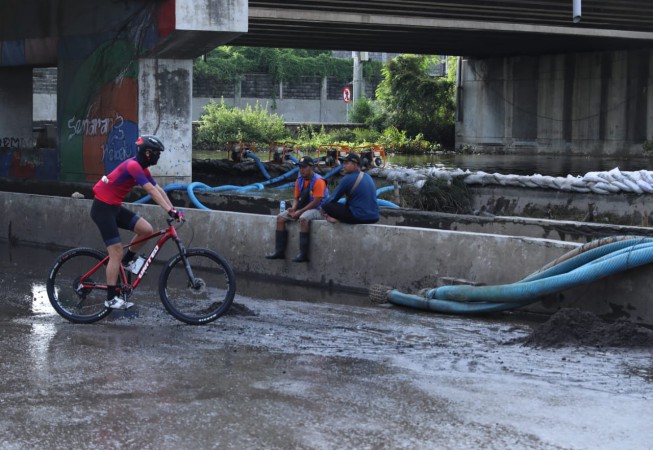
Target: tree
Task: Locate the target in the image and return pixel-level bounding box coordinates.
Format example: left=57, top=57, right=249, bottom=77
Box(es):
left=375, top=54, right=455, bottom=147
left=194, top=47, right=381, bottom=84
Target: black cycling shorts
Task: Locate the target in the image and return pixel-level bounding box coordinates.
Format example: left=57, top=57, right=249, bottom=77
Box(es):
left=90, top=199, right=140, bottom=246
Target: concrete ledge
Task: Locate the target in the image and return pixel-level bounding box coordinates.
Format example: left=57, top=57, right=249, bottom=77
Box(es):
left=2, top=191, right=652, bottom=325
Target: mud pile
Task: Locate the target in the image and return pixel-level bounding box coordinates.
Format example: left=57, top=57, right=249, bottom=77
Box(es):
left=515, top=308, right=653, bottom=348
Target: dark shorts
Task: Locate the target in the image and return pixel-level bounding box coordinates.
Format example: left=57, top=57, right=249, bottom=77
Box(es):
left=90, top=199, right=140, bottom=246
left=322, top=202, right=378, bottom=224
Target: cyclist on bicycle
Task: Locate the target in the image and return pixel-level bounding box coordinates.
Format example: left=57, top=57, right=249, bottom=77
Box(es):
left=90, top=135, right=183, bottom=309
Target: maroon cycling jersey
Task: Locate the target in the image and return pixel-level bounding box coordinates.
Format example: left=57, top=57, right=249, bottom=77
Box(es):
left=93, top=157, right=156, bottom=205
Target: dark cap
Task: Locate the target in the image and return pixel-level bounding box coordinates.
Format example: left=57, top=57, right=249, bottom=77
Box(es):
left=340, top=153, right=361, bottom=165
left=298, top=156, right=314, bottom=167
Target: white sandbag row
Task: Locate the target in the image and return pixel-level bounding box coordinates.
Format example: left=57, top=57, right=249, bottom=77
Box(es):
left=370, top=167, right=653, bottom=195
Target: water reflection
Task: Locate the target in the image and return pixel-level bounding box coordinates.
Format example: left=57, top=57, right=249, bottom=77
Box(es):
left=194, top=150, right=653, bottom=177
left=31, top=283, right=56, bottom=316
left=29, top=284, right=57, bottom=376
left=29, top=322, right=56, bottom=373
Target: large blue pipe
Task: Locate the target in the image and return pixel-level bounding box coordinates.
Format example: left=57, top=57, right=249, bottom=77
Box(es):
left=386, top=236, right=653, bottom=314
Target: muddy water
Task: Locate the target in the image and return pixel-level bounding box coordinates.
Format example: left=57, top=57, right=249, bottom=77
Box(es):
left=1, top=241, right=652, bottom=449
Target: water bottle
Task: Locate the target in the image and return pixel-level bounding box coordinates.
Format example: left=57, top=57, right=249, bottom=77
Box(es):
left=280, top=200, right=286, bottom=213
left=131, top=256, right=146, bottom=274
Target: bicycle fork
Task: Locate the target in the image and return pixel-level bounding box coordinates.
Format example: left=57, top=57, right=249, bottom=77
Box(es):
left=175, top=240, right=200, bottom=289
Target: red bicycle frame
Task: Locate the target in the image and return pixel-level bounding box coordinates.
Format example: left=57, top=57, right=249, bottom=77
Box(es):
left=78, top=220, right=184, bottom=292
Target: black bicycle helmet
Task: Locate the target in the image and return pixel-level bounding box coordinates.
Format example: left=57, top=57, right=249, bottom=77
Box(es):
left=135, top=135, right=165, bottom=153
left=135, top=135, right=164, bottom=167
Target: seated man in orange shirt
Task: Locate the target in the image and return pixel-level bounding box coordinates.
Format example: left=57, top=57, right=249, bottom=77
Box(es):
left=266, top=156, right=328, bottom=263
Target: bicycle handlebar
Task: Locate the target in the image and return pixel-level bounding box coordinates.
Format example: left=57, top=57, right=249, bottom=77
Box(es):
left=166, top=216, right=187, bottom=226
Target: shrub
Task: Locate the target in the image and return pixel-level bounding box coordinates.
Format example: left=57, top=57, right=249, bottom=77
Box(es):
left=349, top=97, right=375, bottom=124
left=196, top=100, right=290, bottom=148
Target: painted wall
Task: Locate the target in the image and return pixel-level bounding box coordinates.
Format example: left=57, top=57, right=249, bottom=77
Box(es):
left=458, top=49, right=653, bottom=156
left=56, top=1, right=179, bottom=183
left=58, top=39, right=141, bottom=182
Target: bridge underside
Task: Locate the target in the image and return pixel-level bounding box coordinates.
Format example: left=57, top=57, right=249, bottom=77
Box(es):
left=234, top=1, right=653, bottom=56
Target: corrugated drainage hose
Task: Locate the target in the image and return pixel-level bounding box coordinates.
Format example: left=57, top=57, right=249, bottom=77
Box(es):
left=135, top=155, right=400, bottom=209
left=370, top=236, right=653, bottom=314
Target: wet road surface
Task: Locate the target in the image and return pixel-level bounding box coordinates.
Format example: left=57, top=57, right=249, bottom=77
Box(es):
left=1, top=242, right=652, bottom=449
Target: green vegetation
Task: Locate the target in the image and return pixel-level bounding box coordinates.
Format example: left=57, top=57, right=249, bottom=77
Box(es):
left=195, top=100, right=289, bottom=150
left=194, top=47, right=382, bottom=84
left=194, top=48, right=457, bottom=153
left=372, top=55, right=456, bottom=148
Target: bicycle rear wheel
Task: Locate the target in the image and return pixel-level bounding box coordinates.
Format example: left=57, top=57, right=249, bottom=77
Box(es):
left=46, top=248, right=112, bottom=324
left=159, top=248, right=236, bottom=325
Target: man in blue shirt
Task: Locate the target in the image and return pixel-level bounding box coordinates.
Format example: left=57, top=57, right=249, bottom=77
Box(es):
left=322, top=153, right=380, bottom=224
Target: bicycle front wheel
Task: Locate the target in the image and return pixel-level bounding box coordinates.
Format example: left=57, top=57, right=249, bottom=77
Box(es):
left=46, top=248, right=112, bottom=324
left=159, top=248, right=236, bottom=325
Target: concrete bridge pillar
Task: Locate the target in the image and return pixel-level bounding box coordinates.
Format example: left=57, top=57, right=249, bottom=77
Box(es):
left=138, top=58, right=193, bottom=185
left=0, top=67, right=32, bottom=150
left=458, top=49, right=653, bottom=156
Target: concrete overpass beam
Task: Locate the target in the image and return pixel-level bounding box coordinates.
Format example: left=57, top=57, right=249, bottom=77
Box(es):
left=151, top=0, right=247, bottom=58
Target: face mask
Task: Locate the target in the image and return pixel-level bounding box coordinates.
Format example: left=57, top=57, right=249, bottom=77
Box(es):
left=148, top=150, right=161, bottom=166
left=136, top=149, right=160, bottom=167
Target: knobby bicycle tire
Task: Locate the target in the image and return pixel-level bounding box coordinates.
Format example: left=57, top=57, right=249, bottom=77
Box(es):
left=159, top=248, right=236, bottom=325
left=46, top=247, right=112, bottom=324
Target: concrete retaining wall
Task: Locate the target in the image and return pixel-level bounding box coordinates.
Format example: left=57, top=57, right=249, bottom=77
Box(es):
left=3, top=191, right=652, bottom=325
left=469, top=185, right=653, bottom=228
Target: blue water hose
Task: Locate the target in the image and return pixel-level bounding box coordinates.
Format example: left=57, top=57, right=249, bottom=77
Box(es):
left=376, top=185, right=400, bottom=208
left=186, top=181, right=266, bottom=210
left=261, top=167, right=299, bottom=186
left=134, top=157, right=400, bottom=209
left=384, top=236, right=653, bottom=315
left=133, top=183, right=187, bottom=204
left=243, top=151, right=272, bottom=180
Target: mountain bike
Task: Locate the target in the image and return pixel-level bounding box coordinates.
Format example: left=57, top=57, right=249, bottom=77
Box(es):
left=46, top=217, right=236, bottom=325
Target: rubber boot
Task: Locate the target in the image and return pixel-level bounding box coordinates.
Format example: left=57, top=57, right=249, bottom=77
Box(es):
left=292, top=232, right=310, bottom=263
left=265, top=230, right=288, bottom=259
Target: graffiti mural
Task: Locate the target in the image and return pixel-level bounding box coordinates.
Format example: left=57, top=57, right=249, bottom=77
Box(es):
left=1, top=136, right=33, bottom=148
left=59, top=38, right=139, bottom=182
left=0, top=147, right=58, bottom=180
left=58, top=1, right=176, bottom=182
